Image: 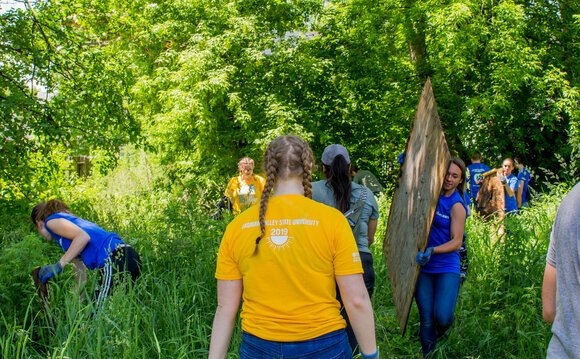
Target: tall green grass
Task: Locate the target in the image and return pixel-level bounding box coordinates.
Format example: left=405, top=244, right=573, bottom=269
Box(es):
left=0, top=151, right=571, bottom=358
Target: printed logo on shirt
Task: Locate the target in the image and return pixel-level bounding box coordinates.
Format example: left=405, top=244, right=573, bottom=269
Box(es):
left=268, top=227, right=292, bottom=250
left=435, top=211, right=449, bottom=220
left=352, top=252, right=361, bottom=263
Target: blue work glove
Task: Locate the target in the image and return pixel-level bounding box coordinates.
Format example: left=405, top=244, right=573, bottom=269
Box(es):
left=416, top=247, right=434, bottom=266
left=361, top=348, right=379, bottom=359
left=499, top=175, right=507, bottom=184
left=38, top=262, right=63, bottom=283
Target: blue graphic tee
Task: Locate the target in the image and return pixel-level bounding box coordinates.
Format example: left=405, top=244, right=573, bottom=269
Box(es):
left=467, top=163, right=490, bottom=201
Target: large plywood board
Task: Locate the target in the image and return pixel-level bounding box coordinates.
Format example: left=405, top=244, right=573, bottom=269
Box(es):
left=383, top=79, right=450, bottom=335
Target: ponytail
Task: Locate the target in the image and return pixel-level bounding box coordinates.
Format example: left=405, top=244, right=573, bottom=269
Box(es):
left=323, top=155, right=352, bottom=213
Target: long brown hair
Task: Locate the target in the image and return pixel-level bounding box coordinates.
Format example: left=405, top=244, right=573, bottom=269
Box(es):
left=255, top=135, right=314, bottom=253
left=449, top=157, right=467, bottom=201
left=31, top=199, right=71, bottom=225
left=322, top=155, right=352, bottom=213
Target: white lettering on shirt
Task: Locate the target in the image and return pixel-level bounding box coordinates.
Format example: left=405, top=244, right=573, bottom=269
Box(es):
left=242, top=218, right=319, bottom=229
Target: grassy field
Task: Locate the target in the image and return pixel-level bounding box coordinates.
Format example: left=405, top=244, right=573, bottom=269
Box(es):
left=0, top=151, right=568, bottom=358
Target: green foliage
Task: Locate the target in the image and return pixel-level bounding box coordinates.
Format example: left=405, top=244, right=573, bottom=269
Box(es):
left=3, top=0, right=578, bottom=194
left=421, top=0, right=578, bottom=174
left=1, top=4, right=140, bottom=201
left=0, top=233, right=57, bottom=323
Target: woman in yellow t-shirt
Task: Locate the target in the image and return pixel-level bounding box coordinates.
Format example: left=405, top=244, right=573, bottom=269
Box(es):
left=209, top=135, right=378, bottom=359
left=224, top=157, right=266, bottom=213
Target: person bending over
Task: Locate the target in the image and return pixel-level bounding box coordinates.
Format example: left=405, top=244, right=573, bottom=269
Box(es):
left=32, top=199, right=140, bottom=307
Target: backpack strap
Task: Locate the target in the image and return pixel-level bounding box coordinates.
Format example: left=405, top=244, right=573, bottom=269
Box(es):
left=344, top=187, right=368, bottom=239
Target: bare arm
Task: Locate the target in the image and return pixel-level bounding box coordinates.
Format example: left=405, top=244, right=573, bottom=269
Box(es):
left=542, top=262, right=557, bottom=324
left=45, top=218, right=91, bottom=267
left=208, top=280, right=242, bottom=359
left=501, top=176, right=516, bottom=197
left=336, top=274, right=377, bottom=357
left=433, top=203, right=466, bottom=254
left=367, top=219, right=378, bottom=246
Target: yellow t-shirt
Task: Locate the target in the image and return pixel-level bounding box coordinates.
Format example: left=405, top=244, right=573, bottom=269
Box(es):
left=224, top=175, right=266, bottom=213
left=215, top=194, right=363, bottom=341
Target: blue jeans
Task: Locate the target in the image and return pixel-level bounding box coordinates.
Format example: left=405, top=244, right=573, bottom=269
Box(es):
left=415, top=272, right=460, bottom=355
left=240, top=329, right=352, bottom=359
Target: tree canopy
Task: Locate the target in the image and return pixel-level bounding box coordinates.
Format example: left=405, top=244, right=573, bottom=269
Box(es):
left=1, top=0, right=578, bottom=200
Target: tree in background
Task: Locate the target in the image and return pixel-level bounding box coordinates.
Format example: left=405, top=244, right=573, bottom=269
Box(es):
left=1, top=3, right=139, bottom=202
left=1, top=0, right=577, bottom=199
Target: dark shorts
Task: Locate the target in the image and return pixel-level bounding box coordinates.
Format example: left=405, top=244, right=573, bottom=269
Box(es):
left=95, top=245, right=141, bottom=307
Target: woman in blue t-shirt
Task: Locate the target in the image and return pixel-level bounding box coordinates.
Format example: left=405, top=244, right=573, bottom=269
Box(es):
left=415, top=157, right=468, bottom=356
left=31, top=199, right=140, bottom=307
left=499, top=158, right=519, bottom=213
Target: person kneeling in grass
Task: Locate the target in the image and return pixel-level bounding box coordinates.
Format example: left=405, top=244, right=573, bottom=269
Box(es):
left=32, top=199, right=141, bottom=307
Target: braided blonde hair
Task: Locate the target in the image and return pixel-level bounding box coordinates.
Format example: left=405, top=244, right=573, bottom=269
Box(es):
left=254, top=135, right=314, bottom=254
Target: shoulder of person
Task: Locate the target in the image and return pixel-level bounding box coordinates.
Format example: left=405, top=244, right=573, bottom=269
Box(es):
left=450, top=191, right=467, bottom=209
left=307, top=196, right=346, bottom=217
left=312, top=180, right=328, bottom=191
left=254, top=174, right=265, bottom=183
left=227, top=176, right=239, bottom=185
left=449, top=190, right=464, bottom=203
left=451, top=200, right=467, bottom=216
left=351, top=183, right=373, bottom=199
left=350, top=182, right=365, bottom=193
left=46, top=212, right=75, bottom=222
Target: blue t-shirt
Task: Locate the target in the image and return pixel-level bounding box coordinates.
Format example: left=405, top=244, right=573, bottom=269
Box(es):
left=44, top=212, right=124, bottom=269
left=397, top=152, right=405, bottom=165
left=422, top=190, right=467, bottom=274
left=466, top=162, right=490, bottom=201
left=517, top=167, right=531, bottom=205
left=312, top=181, right=379, bottom=253
left=504, top=174, right=519, bottom=213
